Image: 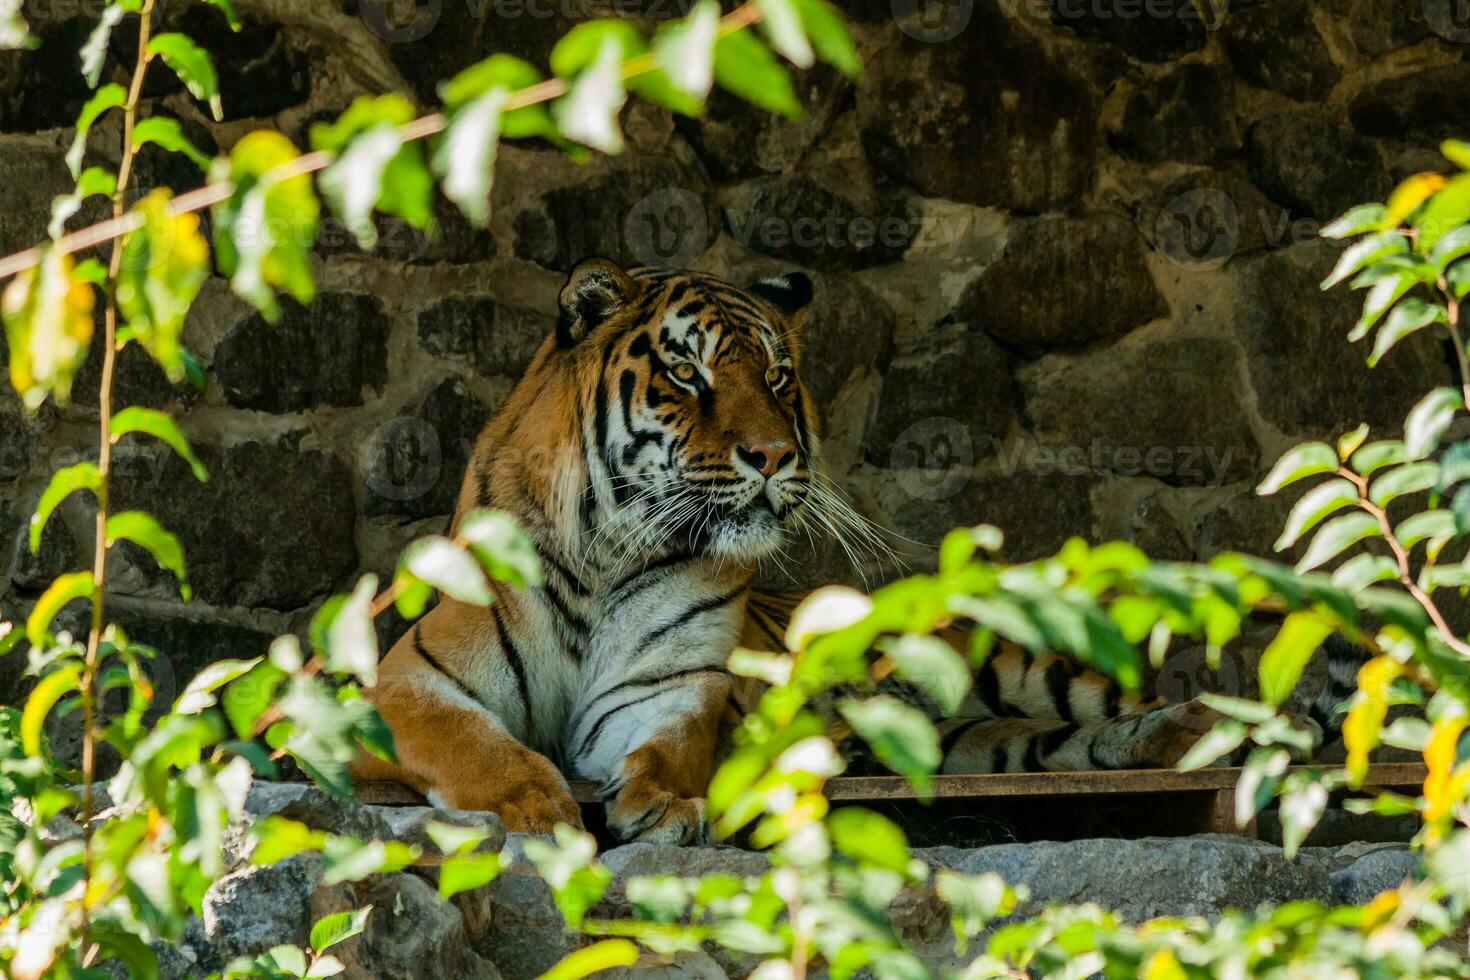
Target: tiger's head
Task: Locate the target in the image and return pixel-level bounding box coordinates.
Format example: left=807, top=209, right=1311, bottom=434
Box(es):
left=551, top=257, right=824, bottom=566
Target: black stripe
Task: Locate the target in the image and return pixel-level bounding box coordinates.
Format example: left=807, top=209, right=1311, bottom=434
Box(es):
left=1103, top=683, right=1121, bottom=719
left=1086, top=738, right=1110, bottom=770
left=539, top=548, right=590, bottom=596
left=608, top=550, right=694, bottom=604
left=726, top=693, right=746, bottom=718
left=539, top=578, right=589, bottom=636
left=750, top=605, right=787, bottom=650
left=492, top=607, right=532, bottom=720
left=1039, top=723, right=1079, bottom=758
left=1044, top=659, right=1076, bottom=723
left=588, top=665, right=731, bottom=713
left=976, top=660, right=1005, bottom=719
left=939, top=719, right=988, bottom=758
left=639, top=584, right=748, bottom=649
left=992, top=743, right=1009, bottom=774
left=573, top=688, right=668, bottom=763
left=1021, top=737, right=1043, bottom=773
left=412, top=628, right=481, bottom=707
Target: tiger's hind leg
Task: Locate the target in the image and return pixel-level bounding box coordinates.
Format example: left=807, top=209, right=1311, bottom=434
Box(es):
left=938, top=700, right=1262, bottom=773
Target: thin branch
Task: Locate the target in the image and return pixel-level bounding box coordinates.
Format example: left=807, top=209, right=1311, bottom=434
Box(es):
left=0, top=2, right=766, bottom=283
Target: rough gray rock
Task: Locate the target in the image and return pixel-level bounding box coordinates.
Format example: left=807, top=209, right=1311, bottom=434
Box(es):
left=1020, top=337, right=1258, bottom=487
left=1108, top=62, right=1238, bottom=165
left=959, top=214, right=1167, bottom=352
left=1136, top=168, right=1290, bottom=267
left=857, top=1, right=1097, bottom=212
left=676, top=68, right=847, bottom=184
left=865, top=326, right=1014, bottom=469
left=109, top=441, right=358, bottom=610
left=1221, top=0, right=1342, bottom=101
left=417, top=298, right=552, bottom=377
left=361, top=377, right=490, bottom=521
left=1232, top=242, right=1455, bottom=438
left=799, top=273, right=894, bottom=410
left=1046, top=0, right=1209, bottom=62
left=1245, top=110, right=1389, bottom=222
left=0, top=143, right=76, bottom=256
left=1349, top=63, right=1470, bottom=145
left=213, top=293, right=390, bottom=413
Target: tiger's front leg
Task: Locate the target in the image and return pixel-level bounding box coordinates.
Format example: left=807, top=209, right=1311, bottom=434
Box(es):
left=566, top=670, right=730, bottom=844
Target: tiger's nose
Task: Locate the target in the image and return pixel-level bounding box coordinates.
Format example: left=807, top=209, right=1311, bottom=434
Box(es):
left=736, top=441, right=794, bottom=478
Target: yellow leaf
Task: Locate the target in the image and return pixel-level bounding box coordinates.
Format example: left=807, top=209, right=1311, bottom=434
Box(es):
left=537, top=940, right=640, bottom=980
left=1, top=249, right=96, bottom=409
left=1142, top=949, right=1188, bottom=980
left=1423, top=715, right=1470, bottom=828
left=1361, top=888, right=1400, bottom=933
left=1343, top=657, right=1401, bottom=787
left=1382, top=172, right=1449, bottom=230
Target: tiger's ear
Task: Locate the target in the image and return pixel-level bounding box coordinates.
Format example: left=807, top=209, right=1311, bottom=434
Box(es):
left=749, top=272, right=814, bottom=324
left=558, top=257, right=636, bottom=347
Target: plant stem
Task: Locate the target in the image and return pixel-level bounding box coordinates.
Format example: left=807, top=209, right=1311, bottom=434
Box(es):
left=77, top=0, right=154, bottom=950
left=0, top=1, right=767, bottom=283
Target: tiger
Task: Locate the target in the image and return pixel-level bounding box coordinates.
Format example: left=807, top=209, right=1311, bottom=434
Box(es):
left=351, top=258, right=1344, bottom=844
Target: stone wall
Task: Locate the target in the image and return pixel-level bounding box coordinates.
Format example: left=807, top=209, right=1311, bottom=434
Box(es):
left=3, top=0, right=1470, bottom=704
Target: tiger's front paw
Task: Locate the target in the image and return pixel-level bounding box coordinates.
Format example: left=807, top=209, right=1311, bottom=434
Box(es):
left=607, top=787, right=708, bottom=845
left=1138, top=699, right=1231, bottom=768
left=435, top=748, right=584, bottom=834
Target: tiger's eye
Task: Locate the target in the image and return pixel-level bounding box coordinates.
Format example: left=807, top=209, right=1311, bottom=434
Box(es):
left=766, top=365, right=789, bottom=389
left=672, top=362, right=699, bottom=384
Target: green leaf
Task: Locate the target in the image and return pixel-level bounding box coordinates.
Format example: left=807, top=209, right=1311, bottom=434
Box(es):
left=1320, top=204, right=1388, bottom=241
left=90, top=924, right=160, bottom=980
left=1405, top=387, right=1463, bottom=459
left=838, top=696, right=941, bottom=795
left=29, top=461, right=99, bottom=553
left=67, top=83, right=125, bottom=177
left=439, top=851, right=504, bottom=898
left=1367, top=297, right=1445, bottom=367
left=550, top=17, right=646, bottom=76
left=324, top=575, right=380, bottom=685
left=80, top=3, right=125, bottom=87
left=310, top=906, right=372, bottom=954
left=458, top=509, right=542, bottom=587
left=1274, top=478, right=1357, bottom=551
left=425, top=821, right=491, bottom=856
left=1235, top=745, right=1290, bottom=827
left=653, top=0, right=720, bottom=101
left=211, top=131, right=319, bottom=320
left=553, top=34, right=628, bottom=155
left=795, top=0, right=859, bottom=77
left=50, top=165, right=117, bottom=240
left=757, top=0, right=814, bottom=67
left=1348, top=268, right=1421, bottom=342
left=538, top=940, right=639, bottom=980
left=1279, top=775, right=1329, bottom=858
left=522, top=825, right=610, bottom=929
left=2, top=248, right=97, bottom=409
left=147, top=33, right=222, bottom=121
left=432, top=88, right=506, bottom=229
left=0, top=1, right=35, bottom=50
left=1451, top=260, right=1470, bottom=300
left=882, top=634, right=971, bottom=715
left=1337, top=423, right=1369, bottom=460
left=131, top=116, right=211, bottom=170
left=1396, top=510, right=1455, bottom=550
left=1295, top=512, right=1380, bottom=573
left=713, top=29, right=802, bottom=119
left=1445, top=139, right=1470, bottom=170
left=827, top=807, right=912, bottom=874
left=1257, top=442, right=1337, bottom=495
left=1259, top=612, right=1335, bottom=705
left=1414, top=173, right=1470, bottom=252
left=106, top=510, right=189, bottom=597
left=312, top=95, right=434, bottom=248
left=174, top=657, right=261, bottom=714
left=1430, top=224, right=1470, bottom=271
left=250, top=815, right=327, bottom=864
left=1331, top=553, right=1399, bottom=592
left=27, top=571, right=94, bottom=647
left=22, top=664, right=80, bottom=758
left=402, top=537, right=493, bottom=606
left=1321, top=231, right=1409, bottom=289
left=116, top=189, right=211, bottom=382
left=1349, top=439, right=1409, bottom=477
left=1369, top=461, right=1439, bottom=508
left=112, top=406, right=208, bottom=481
left=1198, top=693, right=1277, bottom=725
left=223, top=660, right=288, bottom=739
left=320, top=124, right=403, bottom=250
left=1176, top=718, right=1247, bottom=770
